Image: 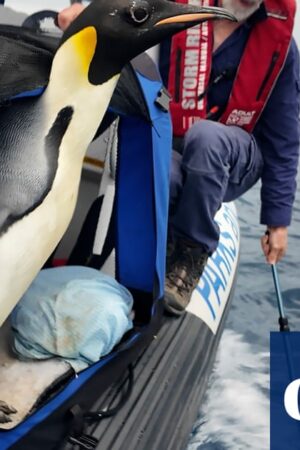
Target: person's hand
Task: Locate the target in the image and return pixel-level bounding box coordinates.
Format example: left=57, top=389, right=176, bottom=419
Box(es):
left=260, top=226, right=288, bottom=264
left=57, top=3, right=85, bottom=31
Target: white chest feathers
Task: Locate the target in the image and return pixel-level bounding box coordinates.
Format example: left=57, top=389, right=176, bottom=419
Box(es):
left=0, top=27, right=119, bottom=325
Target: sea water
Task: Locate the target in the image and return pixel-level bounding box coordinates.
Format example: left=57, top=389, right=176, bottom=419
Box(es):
left=187, top=164, right=300, bottom=450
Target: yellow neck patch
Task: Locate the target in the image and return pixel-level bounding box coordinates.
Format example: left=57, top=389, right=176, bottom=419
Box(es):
left=70, top=26, right=97, bottom=75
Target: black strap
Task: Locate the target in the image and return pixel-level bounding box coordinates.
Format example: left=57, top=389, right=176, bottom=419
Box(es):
left=69, top=405, right=85, bottom=438
left=84, top=363, right=134, bottom=422
left=198, top=67, right=237, bottom=101
left=67, top=365, right=134, bottom=449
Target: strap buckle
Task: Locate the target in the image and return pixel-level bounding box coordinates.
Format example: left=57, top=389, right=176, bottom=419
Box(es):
left=155, top=87, right=172, bottom=112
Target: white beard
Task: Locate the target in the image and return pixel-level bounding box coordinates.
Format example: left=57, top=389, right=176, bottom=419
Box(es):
left=221, top=0, right=262, bottom=22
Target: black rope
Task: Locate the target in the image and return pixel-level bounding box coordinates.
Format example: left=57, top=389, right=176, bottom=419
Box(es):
left=198, top=67, right=237, bottom=101
left=66, top=364, right=134, bottom=449
left=84, top=363, right=134, bottom=422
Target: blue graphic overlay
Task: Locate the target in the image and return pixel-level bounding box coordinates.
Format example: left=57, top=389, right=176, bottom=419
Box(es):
left=270, top=332, right=300, bottom=449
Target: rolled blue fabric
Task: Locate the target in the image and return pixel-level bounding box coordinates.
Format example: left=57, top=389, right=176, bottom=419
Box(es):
left=11, top=266, right=134, bottom=372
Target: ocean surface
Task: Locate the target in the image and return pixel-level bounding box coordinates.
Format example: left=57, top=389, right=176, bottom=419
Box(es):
left=186, top=165, right=300, bottom=450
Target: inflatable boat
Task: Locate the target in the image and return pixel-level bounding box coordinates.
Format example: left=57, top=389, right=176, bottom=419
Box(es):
left=0, top=6, right=240, bottom=450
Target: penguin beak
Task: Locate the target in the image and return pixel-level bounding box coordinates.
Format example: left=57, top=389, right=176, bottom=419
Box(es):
left=128, top=3, right=236, bottom=59
left=154, top=5, right=237, bottom=28
left=60, top=0, right=237, bottom=86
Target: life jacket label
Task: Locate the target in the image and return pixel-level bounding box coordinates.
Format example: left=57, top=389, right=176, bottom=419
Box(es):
left=225, top=109, right=256, bottom=127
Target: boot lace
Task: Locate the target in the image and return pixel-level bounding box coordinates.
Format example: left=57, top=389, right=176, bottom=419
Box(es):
left=166, top=247, right=207, bottom=294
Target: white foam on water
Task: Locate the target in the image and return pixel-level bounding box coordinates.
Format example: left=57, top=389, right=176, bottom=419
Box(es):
left=187, top=329, right=269, bottom=450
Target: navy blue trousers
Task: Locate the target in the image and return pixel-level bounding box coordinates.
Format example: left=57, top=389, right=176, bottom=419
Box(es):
left=169, top=120, right=263, bottom=254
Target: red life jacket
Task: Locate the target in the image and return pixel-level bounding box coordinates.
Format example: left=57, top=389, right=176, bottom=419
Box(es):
left=168, top=0, right=296, bottom=136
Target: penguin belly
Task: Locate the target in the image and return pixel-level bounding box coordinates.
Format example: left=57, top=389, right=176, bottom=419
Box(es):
left=0, top=154, right=84, bottom=325
left=0, top=76, right=118, bottom=326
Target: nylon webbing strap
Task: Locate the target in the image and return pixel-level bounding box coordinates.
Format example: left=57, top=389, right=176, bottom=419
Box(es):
left=92, top=119, right=118, bottom=261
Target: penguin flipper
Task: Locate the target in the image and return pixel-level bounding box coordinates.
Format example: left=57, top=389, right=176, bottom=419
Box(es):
left=0, top=98, right=74, bottom=236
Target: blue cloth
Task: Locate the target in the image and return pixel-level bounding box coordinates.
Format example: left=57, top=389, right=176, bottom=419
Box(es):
left=169, top=120, right=263, bottom=253
left=11, top=267, right=134, bottom=372
left=160, top=4, right=300, bottom=228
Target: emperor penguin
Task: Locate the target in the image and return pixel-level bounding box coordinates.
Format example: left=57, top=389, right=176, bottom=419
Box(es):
left=0, top=0, right=235, bottom=329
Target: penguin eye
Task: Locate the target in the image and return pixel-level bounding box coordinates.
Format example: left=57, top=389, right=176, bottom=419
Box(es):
left=127, top=1, right=151, bottom=25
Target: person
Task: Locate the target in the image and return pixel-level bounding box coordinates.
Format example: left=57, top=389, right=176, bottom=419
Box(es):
left=59, top=1, right=300, bottom=315
left=158, top=0, right=300, bottom=315
left=57, top=2, right=85, bottom=31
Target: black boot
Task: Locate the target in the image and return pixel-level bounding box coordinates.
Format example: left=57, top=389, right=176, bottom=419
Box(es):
left=164, top=239, right=208, bottom=316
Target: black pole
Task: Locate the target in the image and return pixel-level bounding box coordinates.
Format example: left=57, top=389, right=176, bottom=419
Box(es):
left=271, top=264, right=290, bottom=332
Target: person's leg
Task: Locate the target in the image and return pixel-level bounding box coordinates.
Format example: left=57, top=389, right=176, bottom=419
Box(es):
left=169, top=120, right=263, bottom=253
left=169, top=150, right=183, bottom=217
left=165, top=120, right=263, bottom=315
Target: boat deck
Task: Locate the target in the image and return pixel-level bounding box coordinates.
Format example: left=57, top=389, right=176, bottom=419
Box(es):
left=84, top=310, right=228, bottom=450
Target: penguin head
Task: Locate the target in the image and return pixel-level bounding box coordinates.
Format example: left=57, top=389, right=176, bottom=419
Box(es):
left=61, top=0, right=236, bottom=85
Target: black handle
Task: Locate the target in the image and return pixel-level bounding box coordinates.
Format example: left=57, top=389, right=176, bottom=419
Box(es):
left=22, top=10, right=59, bottom=32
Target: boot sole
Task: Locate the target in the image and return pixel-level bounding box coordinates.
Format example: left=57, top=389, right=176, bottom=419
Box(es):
left=163, top=298, right=187, bottom=317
